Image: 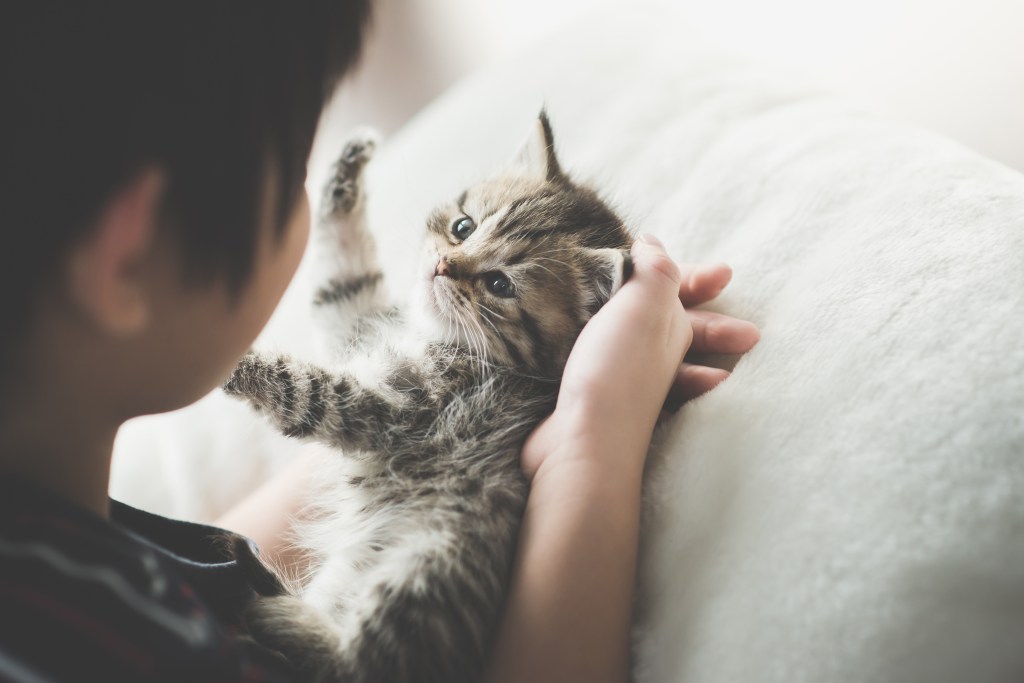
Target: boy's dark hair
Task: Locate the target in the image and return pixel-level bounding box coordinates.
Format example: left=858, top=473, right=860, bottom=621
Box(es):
left=0, top=1, right=370, bottom=364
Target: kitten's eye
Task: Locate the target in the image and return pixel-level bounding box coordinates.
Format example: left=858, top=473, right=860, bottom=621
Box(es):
left=451, top=216, right=476, bottom=241
left=483, top=271, right=515, bottom=298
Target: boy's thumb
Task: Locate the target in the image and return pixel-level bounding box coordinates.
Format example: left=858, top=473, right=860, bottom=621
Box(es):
left=631, top=234, right=683, bottom=289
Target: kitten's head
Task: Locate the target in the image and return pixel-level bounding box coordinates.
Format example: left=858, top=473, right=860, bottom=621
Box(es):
left=414, top=111, right=633, bottom=377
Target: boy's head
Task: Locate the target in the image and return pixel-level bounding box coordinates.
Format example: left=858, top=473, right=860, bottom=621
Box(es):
left=1, top=2, right=371, bottom=417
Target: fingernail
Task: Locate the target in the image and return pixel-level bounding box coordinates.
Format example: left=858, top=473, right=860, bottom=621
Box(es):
left=639, top=233, right=665, bottom=248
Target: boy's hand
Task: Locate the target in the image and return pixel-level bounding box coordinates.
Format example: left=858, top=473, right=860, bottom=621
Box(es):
left=520, top=236, right=759, bottom=481
left=489, top=237, right=759, bottom=683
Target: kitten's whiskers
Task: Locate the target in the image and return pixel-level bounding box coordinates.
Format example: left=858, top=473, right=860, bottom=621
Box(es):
left=474, top=301, right=509, bottom=322
left=465, top=313, right=494, bottom=380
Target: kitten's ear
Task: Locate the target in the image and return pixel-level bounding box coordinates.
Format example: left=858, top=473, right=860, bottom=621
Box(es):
left=513, top=109, right=563, bottom=182
left=581, top=248, right=634, bottom=313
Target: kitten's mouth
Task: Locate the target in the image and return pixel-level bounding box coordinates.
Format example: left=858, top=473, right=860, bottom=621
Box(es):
left=419, top=250, right=463, bottom=329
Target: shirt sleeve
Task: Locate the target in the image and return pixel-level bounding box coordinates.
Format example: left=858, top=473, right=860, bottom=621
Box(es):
left=0, top=487, right=299, bottom=683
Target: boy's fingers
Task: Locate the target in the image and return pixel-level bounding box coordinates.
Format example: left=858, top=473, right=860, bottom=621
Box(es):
left=687, top=309, right=761, bottom=354
left=665, top=363, right=730, bottom=409
left=678, top=263, right=732, bottom=307
left=613, top=237, right=690, bottom=352
left=626, top=236, right=731, bottom=306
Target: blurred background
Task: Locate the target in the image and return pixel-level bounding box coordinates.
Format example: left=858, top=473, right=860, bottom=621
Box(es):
left=319, top=0, right=1024, bottom=172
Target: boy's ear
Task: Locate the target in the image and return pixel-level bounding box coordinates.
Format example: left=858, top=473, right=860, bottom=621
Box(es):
left=513, top=109, right=563, bottom=182
left=68, top=167, right=163, bottom=336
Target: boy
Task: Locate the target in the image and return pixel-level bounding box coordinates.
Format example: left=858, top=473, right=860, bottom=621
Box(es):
left=0, top=2, right=759, bottom=682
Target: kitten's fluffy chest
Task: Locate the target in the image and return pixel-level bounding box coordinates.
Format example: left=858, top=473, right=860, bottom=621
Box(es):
left=301, top=348, right=554, bottom=623
left=341, top=340, right=558, bottom=471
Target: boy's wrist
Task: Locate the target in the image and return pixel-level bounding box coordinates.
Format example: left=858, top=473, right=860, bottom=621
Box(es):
left=521, top=400, right=655, bottom=483
left=525, top=431, right=647, bottom=509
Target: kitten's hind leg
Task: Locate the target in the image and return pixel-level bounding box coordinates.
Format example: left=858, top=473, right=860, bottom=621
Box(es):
left=244, top=595, right=348, bottom=683
left=247, top=554, right=505, bottom=683
left=327, top=540, right=510, bottom=683
left=312, top=132, right=395, bottom=349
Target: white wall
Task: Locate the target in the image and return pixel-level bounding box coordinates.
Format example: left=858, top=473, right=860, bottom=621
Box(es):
left=324, top=0, right=1024, bottom=173
left=671, top=0, right=1024, bottom=173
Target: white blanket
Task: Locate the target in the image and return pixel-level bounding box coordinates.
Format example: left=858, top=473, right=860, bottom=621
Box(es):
left=112, top=5, right=1024, bottom=681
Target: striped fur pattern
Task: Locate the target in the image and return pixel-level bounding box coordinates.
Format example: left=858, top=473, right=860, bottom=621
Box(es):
left=223, top=112, right=634, bottom=683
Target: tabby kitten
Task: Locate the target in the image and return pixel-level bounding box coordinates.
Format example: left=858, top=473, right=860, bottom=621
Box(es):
left=224, top=111, right=634, bottom=683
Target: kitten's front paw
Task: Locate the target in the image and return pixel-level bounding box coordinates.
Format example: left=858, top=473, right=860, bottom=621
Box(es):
left=223, top=352, right=271, bottom=403
left=324, top=130, right=380, bottom=215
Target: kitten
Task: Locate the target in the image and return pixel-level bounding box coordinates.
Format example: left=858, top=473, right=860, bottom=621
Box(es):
left=224, top=111, right=634, bottom=683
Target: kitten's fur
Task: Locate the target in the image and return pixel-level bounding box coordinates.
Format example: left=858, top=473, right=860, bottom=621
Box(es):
left=224, top=112, right=633, bottom=683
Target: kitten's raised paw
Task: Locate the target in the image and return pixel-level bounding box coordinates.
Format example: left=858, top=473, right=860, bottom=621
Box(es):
left=324, top=130, right=380, bottom=215
left=223, top=352, right=270, bottom=401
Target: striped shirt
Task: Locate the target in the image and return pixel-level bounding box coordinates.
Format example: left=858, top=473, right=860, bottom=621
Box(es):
left=0, top=477, right=297, bottom=682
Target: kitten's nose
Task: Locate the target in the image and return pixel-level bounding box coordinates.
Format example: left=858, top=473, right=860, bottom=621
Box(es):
left=435, top=257, right=456, bottom=278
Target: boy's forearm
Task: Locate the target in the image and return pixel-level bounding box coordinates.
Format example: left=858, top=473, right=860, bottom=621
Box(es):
left=486, top=443, right=645, bottom=683
left=215, top=451, right=319, bottom=585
